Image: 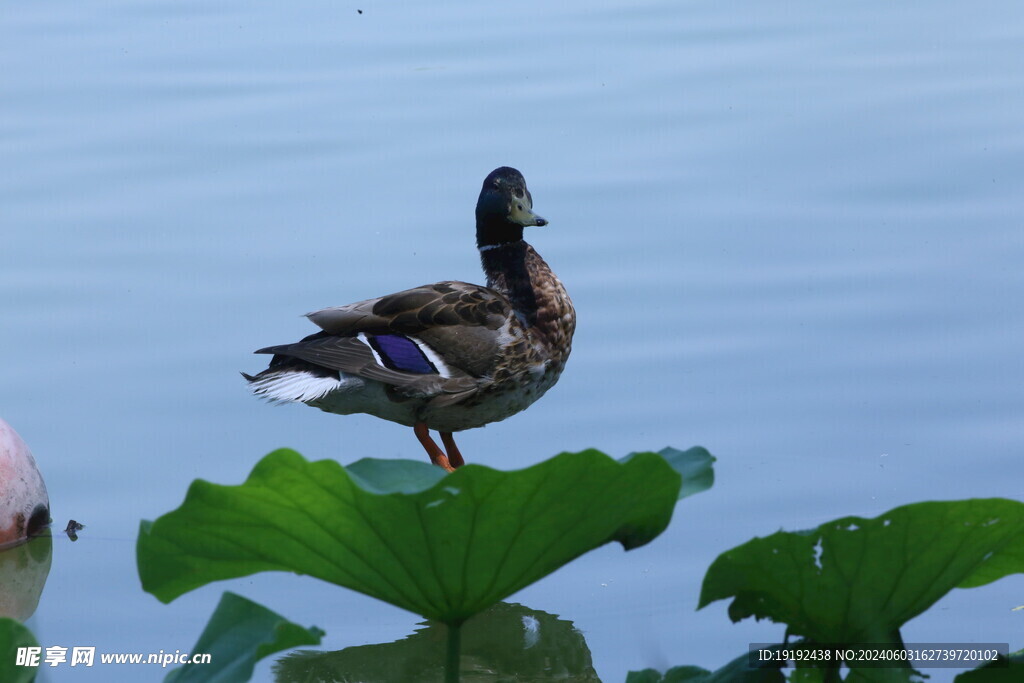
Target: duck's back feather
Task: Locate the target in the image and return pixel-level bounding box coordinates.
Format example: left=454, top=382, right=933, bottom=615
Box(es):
left=250, top=281, right=523, bottom=415
left=306, top=281, right=511, bottom=336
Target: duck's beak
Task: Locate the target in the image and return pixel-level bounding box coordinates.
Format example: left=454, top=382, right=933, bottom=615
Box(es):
left=511, top=202, right=547, bottom=227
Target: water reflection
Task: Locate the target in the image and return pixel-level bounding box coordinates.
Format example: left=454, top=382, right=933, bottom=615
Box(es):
left=0, top=535, right=52, bottom=622
left=273, top=602, right=600, bottom=682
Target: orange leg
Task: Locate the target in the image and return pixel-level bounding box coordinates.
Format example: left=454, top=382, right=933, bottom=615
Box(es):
left=440, top=432, right=465, bottom=468
left=414, top=422, right=454, bottom=472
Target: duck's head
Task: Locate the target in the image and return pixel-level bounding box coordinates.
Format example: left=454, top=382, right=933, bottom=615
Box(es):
left=476, top=167, right=547, bottom=249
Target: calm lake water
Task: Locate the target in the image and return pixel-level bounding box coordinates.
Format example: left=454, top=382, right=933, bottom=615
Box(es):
left=3, top=0, right=1023, bottom=680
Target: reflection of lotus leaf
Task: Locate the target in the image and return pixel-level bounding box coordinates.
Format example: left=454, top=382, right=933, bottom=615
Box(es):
left=0, top=535, right=52, bottom=621
left=627, top=649, right=785, bottom=683
left=273, top=602, right=600, bottom=682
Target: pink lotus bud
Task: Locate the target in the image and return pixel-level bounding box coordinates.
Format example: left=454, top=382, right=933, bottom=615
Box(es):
left=0, top=418, right=50, bottom=547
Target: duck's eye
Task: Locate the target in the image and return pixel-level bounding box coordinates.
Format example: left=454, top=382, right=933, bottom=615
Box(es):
left=517, top=203, right=524, bottom=211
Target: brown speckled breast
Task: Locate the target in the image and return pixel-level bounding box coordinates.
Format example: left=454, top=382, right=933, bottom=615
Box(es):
left=422, top=241, right=575, bottom=431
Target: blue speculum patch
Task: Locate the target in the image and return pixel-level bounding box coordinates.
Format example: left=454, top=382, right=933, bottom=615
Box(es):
left=369, top=334, right=436, bottom=374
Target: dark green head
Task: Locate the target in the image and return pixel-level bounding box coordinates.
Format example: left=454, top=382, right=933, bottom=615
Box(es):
left=476, top=167, right=547, bottom=249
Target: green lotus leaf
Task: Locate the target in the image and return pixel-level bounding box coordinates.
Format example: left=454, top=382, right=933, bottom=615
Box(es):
left=785, top=670, right=922, bottom=683
left=954, top=648, right=1023, bottom=683
left=699, top=499, right=1024, bottom=643
left=344, top=457, right=445, bottom=494
left=165, top=591, right=323, bottom=682
left=624, top=446, right=715, bottom=500
left=0, top=617, right=39, bottom=683
left=139, top=447, right=704, bottom=624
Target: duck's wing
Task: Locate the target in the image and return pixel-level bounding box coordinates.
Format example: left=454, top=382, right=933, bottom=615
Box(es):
left=256, top=282, right=515, bottom=406
left=305, top=281, right=511, bottom=336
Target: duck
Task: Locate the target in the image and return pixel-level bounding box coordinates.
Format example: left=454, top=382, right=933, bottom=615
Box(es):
left=244, top=167, right=575, bottom=472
